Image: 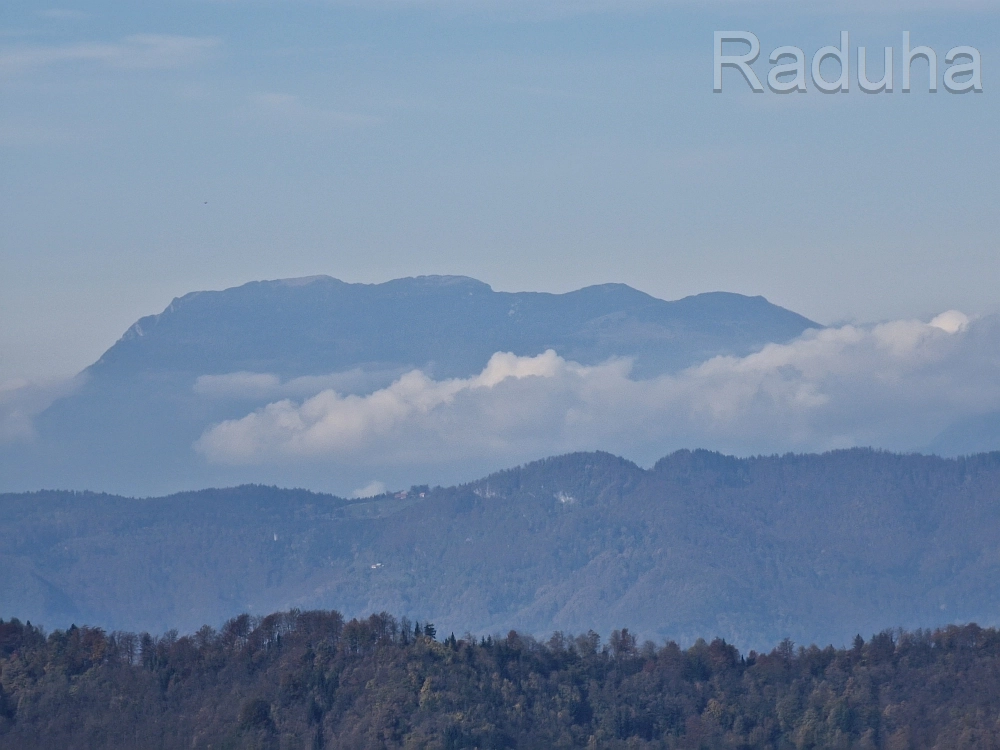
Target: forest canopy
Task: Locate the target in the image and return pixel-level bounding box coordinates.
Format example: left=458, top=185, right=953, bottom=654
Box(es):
left=1, top=608, right=998, bottom=749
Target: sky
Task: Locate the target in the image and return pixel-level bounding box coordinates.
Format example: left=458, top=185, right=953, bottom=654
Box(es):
left=2, top=0, right=998, bottom=385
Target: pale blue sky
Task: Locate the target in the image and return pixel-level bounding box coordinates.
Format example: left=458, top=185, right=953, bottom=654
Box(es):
left=2, top=0, right=997, bottom=382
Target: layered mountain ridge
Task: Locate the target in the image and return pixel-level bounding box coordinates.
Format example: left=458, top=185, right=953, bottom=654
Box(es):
left=3, top=448, right=999, bottom=649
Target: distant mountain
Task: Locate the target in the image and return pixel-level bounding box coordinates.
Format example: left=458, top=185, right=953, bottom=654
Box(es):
left=3, top=448, right=999, bottom=649
left=0, top=276, right=818, bottom=495
left=927, top=411, right=1000, bottom=457
left=90, top=275, right=815, bottom=379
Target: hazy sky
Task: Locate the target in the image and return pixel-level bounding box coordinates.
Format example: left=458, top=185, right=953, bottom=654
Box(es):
left=2, top=0, right=997, bottom=383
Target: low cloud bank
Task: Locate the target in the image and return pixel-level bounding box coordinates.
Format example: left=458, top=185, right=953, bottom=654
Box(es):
left=195, top=311, right=1000, bottom=467
left=0, top=377, right=81, bottom=444
left=193, top=367, right=405, bottom=402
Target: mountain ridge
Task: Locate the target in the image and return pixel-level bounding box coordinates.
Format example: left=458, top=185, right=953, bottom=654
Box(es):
left=3, top=447, right=1000, bottom=650
left=89, top=275, right=817, bottom=379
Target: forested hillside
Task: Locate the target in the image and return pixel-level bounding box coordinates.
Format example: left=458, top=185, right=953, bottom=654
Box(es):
left=3, top=449, right=1000, bottom=648
left=1, top=609, right=998, bottom=749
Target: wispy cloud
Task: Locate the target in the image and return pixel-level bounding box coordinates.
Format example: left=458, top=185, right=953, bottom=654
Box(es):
left=193, top=367, right=404, bottom=401
left=39, top=9, right=89, bottom=21
left=352, top=480, right=387, bottom=498
left=249, top=92, right=383, bottom=129
left=0, top=376, right=80, bottom=445
left=0, top=34, right=221, bottom=75
left=194, top=311, right=1000, bottom=469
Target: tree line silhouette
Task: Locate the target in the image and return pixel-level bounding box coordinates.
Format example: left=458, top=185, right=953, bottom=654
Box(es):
left=1, top=609, right=999, bottom=748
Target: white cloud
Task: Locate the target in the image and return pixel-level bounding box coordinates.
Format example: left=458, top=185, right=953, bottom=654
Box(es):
left=352, top=480, right=387, bottom=498
left=929, top=310, right=969, bottom=334
left=0, top=376, right=80, bottom=444
left=194, top=312, right=1000, bottom=468
left=196, top=350, right=567, bottom=463
left=0, top=35, right=220, bottom=75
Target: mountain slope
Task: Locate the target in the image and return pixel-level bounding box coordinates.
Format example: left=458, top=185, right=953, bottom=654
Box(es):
left=3, top=449, right=1000, bottom=649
